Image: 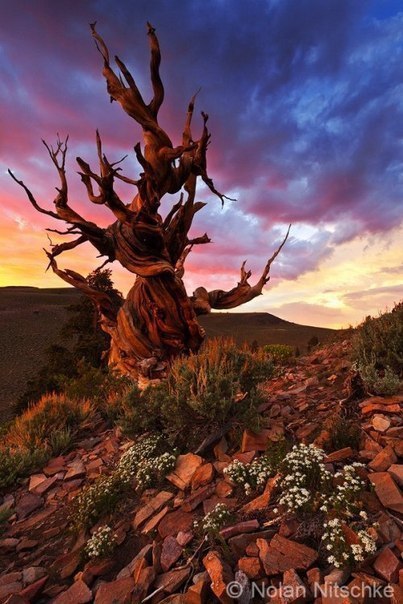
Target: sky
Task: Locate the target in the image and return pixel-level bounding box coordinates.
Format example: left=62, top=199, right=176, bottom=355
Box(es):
left=1, top=0, right=402, bottom=328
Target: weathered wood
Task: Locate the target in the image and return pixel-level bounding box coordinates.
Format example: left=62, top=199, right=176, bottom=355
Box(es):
left=10, top=24, right=288, bottom=380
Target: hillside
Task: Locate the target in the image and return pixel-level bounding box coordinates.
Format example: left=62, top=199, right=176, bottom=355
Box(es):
left=0, top=287, right=336, bottom=419
left=0, top=340, right=402, bottom=602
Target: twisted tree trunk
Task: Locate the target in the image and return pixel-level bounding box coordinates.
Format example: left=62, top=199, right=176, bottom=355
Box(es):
left=9, top=23, right=289, bottom=381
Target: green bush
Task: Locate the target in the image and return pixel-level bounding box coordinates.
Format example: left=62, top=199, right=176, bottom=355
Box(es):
left=354, top=302, right=403, bottom=395
left=0, top=448, right=49, bottom=491
left=117, top=338, right=273, bottom=449
left=263, top=344, right=294, bottom=363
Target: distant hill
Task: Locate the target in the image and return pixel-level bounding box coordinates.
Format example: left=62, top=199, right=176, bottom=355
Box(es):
left=0, top=287, right=337, bottom=419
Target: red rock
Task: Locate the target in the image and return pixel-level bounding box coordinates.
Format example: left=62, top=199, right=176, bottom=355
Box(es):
left=184, top=578, right=209, bottom=603
left=369, top=472, right=403, bottom=513
left=15, top=493, right=43, bottom=519
left=373, top=547, right=401, bottom=583
left=158, top=510, right=194, bottom=538
left=389, top=584, right=403, bottom=604
left=117, top=544, right=153, bottom=579
left=153, top=568, right=191, bottom=595
left=372, top=415, right=391, bottom=432
left=368, top=445, right=397, bottom=472
left=94, top=577, right=134, bottom=604
left=232, top=450, right=255, bottom=464
left=306, top=568, right=322, bottom=587
left=202, top=496, right=237, bottom=514
left=241, top=428, right=271, bottom=452
left=257, top=534, right=317, bottom=574
left=19, top=576, right=48, bottom=601
left=64, top=460, right=86, bottom=481
left=53, top=579, right=92, bottom=604
left=0, top=573, right=22, bottom=587
left=0, top=583, right=23, bottom=601
left=228, top=529, right=276, bottom=557
left=238, top=556, right=262, bottom=579
left=241, top=474, right=280, bottom=513
left=177, top=530, right=194, bottom=546
left=203, top=550, right=233, bottom=604
left=161, top=536, right=183, bottom=571
left=181, top=484, right=215, bottom=512
left=133, top=490, right=173, bottom=529
left=28, top=474, right=47, bottom=492
left=167, top=454, right=203, bottom=489
left=191, top=463, right=214, bottom=489
left=0, top=538, right=19, bottom=551
left=141, top=505, right=170, bottom=534
left=388, top=464, right=403, bottom=486
left=272, top=569, right=308, bottom=604
left=22, top=566, right=47, bottom=584
left=53, top=549, right=81, bottom=579
left=16, top=538, right=39, bottom=552
left=215, top=480, right=233, bottom=498
left=325, top=448, right=353, bottom=463
left=220, top=519, right=259, bottom=540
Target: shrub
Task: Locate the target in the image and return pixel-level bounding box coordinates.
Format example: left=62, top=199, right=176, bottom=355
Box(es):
left=117, top=338, right=273, bottom=448
left=194, top=503, right=233, bottom=540
left=325, top=415, right=361, bottom=452
left=263, top=344, right=294, bottom=364
left=354, top=302, right=403, bottom=394
left=0, top=447, right=49, bottom=490
left=358, top=362, right=401, bottom=396
left=6, top=393, right=93, bottom=451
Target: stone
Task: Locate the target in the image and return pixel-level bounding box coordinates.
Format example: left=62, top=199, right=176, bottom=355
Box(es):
left=153, top=568, right=191, bottom=595
left=64, top=460, right=86, bottom=481
left=94, top=577, right=135, bottom=604
left=0, top=583, right=22, bottom=600
left=53, top=580, right=92, bottom=604
left=0, top=538, right=19, bottom=551
left=177, top=530, right=194, bottom=546
left=388, top=464, right=403, bottom=487
left=116, top=544, right=153, bottom=579
left=241, top=474, right=280, bottom=513
left=238, top=556, right=262, bottom=579
left=190, top=463, right=214, bottom=489
left=241, top=428, right=272, bottom=452
left=368, top=445, right=397, bottom=472
left=19, top=576, right=49, bottom=601
left=228, top=529, right=276, bottom=557
left=181, top=484, right=215, bottom=511
left=161, top=536, right=183, bottom=572
left=167, top=453, right=203, bottom=489
left=373, top=547, right=401, bottom=583
left=158, top=510, right=194, bottom=538
left=257, top=534, right=317, bottom=574
left=325, top=448, right=353, bottom=463
left=141, top=505, right=170, bottom=534
left=273, top=569, right=308, bottom=604
left=369, top=472, right=403, bottom=513
left=215, top=481, right=233, bottom=498
left=372, top=415, right=391, bottom=432
left=132, top=490, right=173, bottom=529
left=15, top=493, right=43, bottom=519
left=0, top=574, right=22, bottom=587
left=28, top=474, right=47, bottom=492
left=22, top=566, right=47, bottom=585
left=54, top=549, right=81, bottom=579
left=220, top=519, right=259, bottom=540
left=203, top=550, right=233, bottom=604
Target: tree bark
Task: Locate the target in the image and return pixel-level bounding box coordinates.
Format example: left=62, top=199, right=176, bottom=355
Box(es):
left=10, top=23, right=289, bottom=381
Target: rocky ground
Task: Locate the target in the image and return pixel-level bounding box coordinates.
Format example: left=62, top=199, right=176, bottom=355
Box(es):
left=0, top=341, right=402, bottom=603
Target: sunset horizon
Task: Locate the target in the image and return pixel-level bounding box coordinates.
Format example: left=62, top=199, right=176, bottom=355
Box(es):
left=1, top=0, right=402, bottom=330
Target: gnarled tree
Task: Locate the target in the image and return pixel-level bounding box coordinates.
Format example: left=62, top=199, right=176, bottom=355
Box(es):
left=10, top=23, right=289, bottom=382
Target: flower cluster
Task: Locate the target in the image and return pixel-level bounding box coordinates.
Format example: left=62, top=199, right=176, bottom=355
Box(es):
left=117, top=434, right=176, bottom=490
left=194, top=503, right=233, bottom=537
left=278, top=444, right=332, bottom=513
left=321, top=463, right=366, bottom=515
left=224, top=455, right=274, bottom=495
left=84, top=525, right=117, bottom=559
left=322, top=519, right=377, bottom=568
left=72, top=473, right=123, bottom=529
